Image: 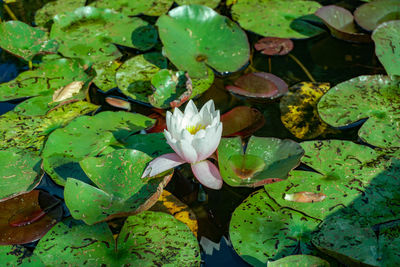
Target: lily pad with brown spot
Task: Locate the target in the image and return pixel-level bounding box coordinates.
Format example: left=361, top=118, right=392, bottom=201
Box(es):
left=229, top=189, right=320, bottom=266
left=0, top=245, right=44, bottom=266
left=354, top=0, right=400, bottom=31
left=0, top=21, right=58, bottom=61
left=157, top=5, right=249, bottom=78
left=35, top=0, right=86, bottom=26
left=254, top=37, right=293, bottom=56
left=217, top=136, right=304, bottom=187
left=221, top=106, right=265, bottom=137
left=64, top=149, right=173, bottom=224
left=0, top=190, right=62, bottom=245
left=226, top=72, right=288, bottom=102
left=280, top=82, right=332, bottom=139
left=93, top=60, right=121, bottom=92
left=0, top=148, right=42, bottom=202
left=317, top=75, right=400, bottom=148
left=315, top=5, right=370, bottom=43
left=35, top=212, right=200, bottom=266
left=90, top=0, right=174, bottom=16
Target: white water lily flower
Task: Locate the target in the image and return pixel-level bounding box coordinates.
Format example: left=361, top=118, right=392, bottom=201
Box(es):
left=142, top=99, right=223, bottom=189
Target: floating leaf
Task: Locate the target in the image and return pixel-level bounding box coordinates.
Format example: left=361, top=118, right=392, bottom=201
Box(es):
left=175, top=0, right=220, bottom=8
left=119, top=132, right=173, bottom=158
left=372, top=20, right=400, bottom=76
left=34, top=0, right=86, bottom=26
left=150, top=190, right=198, bottom=236
left=0, top=101, right=98, bottom=152
left=280, top=82, right=331, bottom=139
left=0, top=245, right=44, bottom=266
left=92, top=60, right=120, bottom=92
left=315, top=5, right=370, bottom=43
left=231, top=0, right=324, bottom=39
left=42, top=111, right=154, bottom=185
left=354, top=0, right=400, bottom=31
left=157, top=5, right=249, bottom=78
left=52, top=81, right=84, bottom=102
left=116, top=53, right=167, bottom=103
left=318, top=75, right=400, bottom=148
left=254, top=37, right=294, bottom=56
left=90, top=0, right=174, bottom=16
left=221, top=106, right=265, bottom=137
left=50, top=6, right=158, bottom=62
left=0, top=21, right=58, bottom=61
left=0, top=190, right=62, bottom=245
left=64, top=149, right=172, bottom=224
left=268, top=255, right=330, bottom=267
left=105, top=97, right=131, bottom=110
left=0, top=148, right=42, bottom=201
left=13, top=95, right=57, bottom=116
left=0, top=58, right=90, bottom=101
left=35, top=212, right=200, bottom=265
left=218, top=136, right=304, bottom=187
left=229, top=189, right=319, bottom=265
left=226, top=72, right=288, bottom=101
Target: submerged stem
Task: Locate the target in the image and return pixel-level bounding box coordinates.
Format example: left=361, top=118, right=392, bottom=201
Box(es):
left=288, top=53, right=316, bottom=83
left=3, top=3, right=18, bottom=21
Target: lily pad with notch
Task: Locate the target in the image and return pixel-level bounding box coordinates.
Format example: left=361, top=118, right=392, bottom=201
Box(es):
left=157, top=4, right=250, bottom=78
left=0, top=20, right=58, bottom=61
left=217, top=136, right=304, bottom=187
left=229, top=189, right=320, bottom=266
left=50, top=6, right=158, bottom=63
left=372, top=20, right=400, bottom=76
left=318, top=75, right=400, bottom=148
left=226, top=72, right=288, bottom=102
left=231, top=0, right=324, bottom=39
left=0, top=190, right=62, bottom=245
left=315, top=5, right=370, bottom=43
left=221, top=106, right=265, bottom=137
left=34, top=212, right=200, bottom=266
left=64, top=149, right=173, bottom=225
left=354, top=0, right=400, bottom=31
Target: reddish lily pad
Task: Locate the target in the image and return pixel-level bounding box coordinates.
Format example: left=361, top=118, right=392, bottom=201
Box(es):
left=64, top=149, right=173, bottom=224
left=0, top=21, right=58, bottom=61
left=221, top=106, right=265, bottom=137
left=354, top=0, right=400, bottom=31
left=218, top=136, right=304, bottom=187
left=315, top=5, right=370, bottom=43
left=0, top=148, right=42, bottom=201
left=34, top=212, right=200, bottom=266
left=254, top=37, right=293, bottom=56
left=226, top=72, right=288, bottom=101
left=0, top=190, right=62, bottom=245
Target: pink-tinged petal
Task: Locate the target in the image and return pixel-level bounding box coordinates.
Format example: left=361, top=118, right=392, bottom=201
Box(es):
left=141, top=153, right=185, bottom=178
left=191, top=160, right=223, bottom=190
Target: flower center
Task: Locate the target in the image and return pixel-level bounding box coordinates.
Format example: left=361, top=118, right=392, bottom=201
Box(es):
left=186, top=124, right=206, bottom=135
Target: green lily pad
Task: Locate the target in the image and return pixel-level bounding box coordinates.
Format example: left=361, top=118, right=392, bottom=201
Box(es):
left=0, top=21, right=58, bottom=61
left=0, top=245, right=44, bottom=266
left=35, top=212, right=200, bottom=265
left=0, top=148, right=42, bottom=201
left=354, top=0, right=400, bottom=31
left=118, top=132, right=173, bottom=158
left=268, top=255, right=330, bottom=267
left=372, top=20, right=400, bottom=76
left=42, top=111, right=154, bottom=186
left=218, top=136, right=304, bottom=187
left=315, top=5, right=370, bottom=43
left=231, top=0, right=324, bottom=39
left=50, top=6, right=157, bottom=63
left=116, top=52, right=168, bottom=103
left=175, top=0, right=220, bottom=8
left=0, top=58, right=90, bottom=101
left=149, top=69, right=189, bottom=108
left=64, top=149, right=172, bottom=224
left=0, top=101, right=98, bottom=152
left=157, top=5, right=250, bottom=78
left=13, top=95, right=57, bottom=116
left=91, top=0, right=174, bottom=16
left=35, top=0, right=86, bottom=26
left=92, top=60, right=120, bottom=92
left=317, top=75, right=400, bottom=148
left=229, top=189, right=319, bottom=266
left=0, top=190, right=63, bottom=245
left=265, top=140, right=392, bottom=221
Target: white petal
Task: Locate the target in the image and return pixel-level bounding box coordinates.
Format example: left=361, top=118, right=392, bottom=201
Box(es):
left=192, top=123, right=222, bottom=161
left=166, top=110, right=173, bottom=130
left=176, top=139, right=198, bottom=163
left=191, top=160, right=223, bottom=190
left=164, top=130, right=180, bottom=155
left=141, top=153, right=185, bottom=178
left=184, top=100, right=198, bottom=116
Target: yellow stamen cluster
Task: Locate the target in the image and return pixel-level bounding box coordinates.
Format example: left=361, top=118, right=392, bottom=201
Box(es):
left=186, top=124, right=206, bottom=135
